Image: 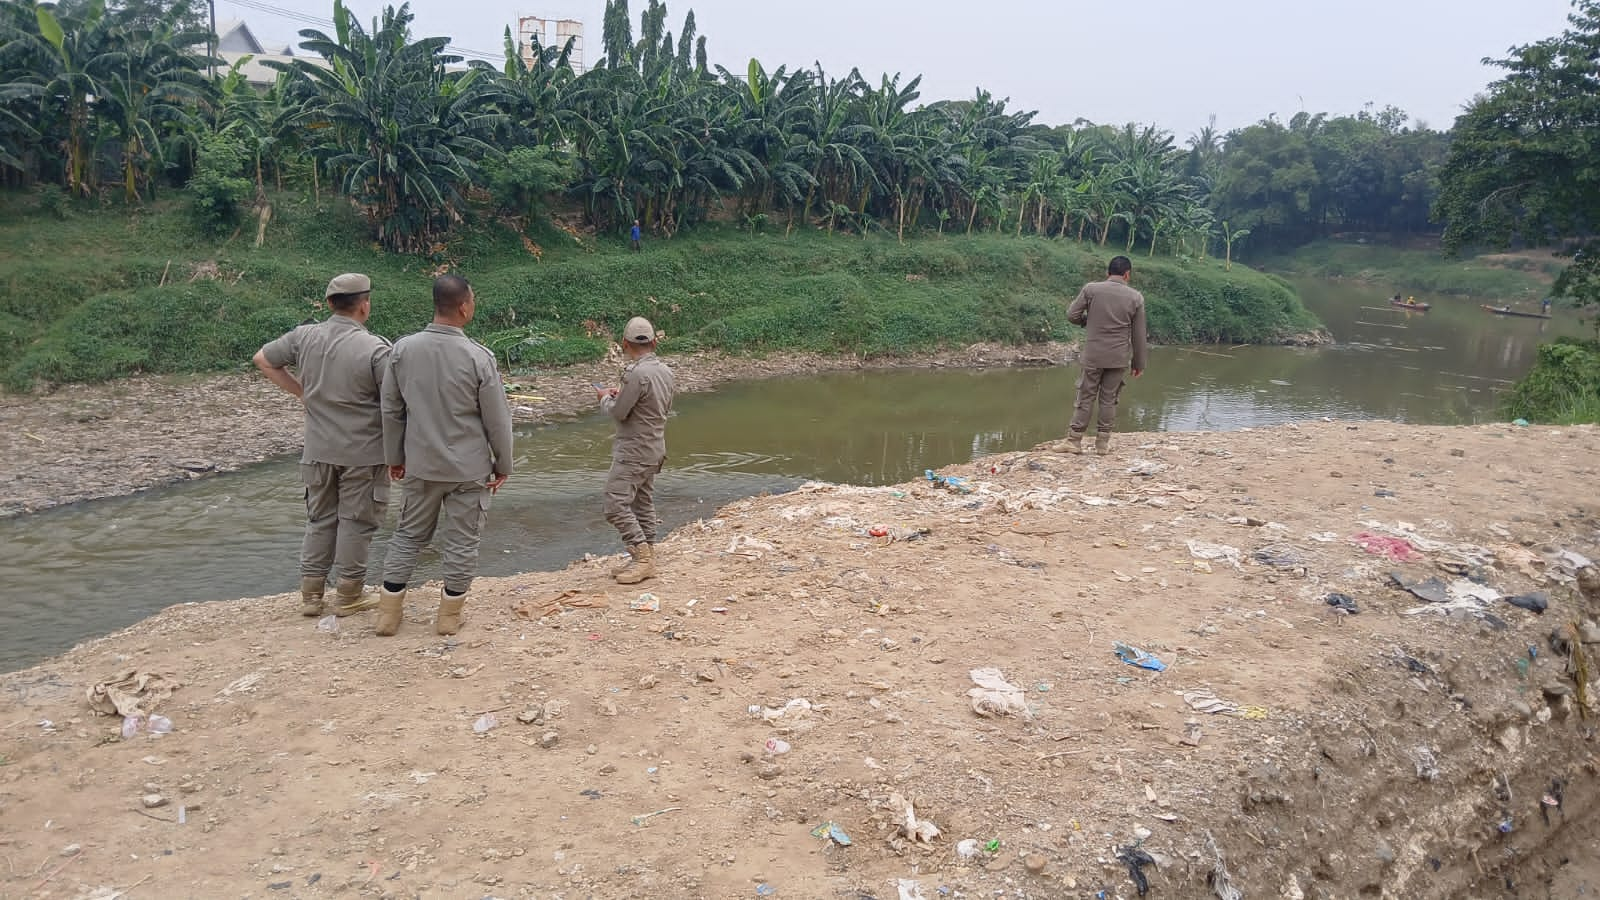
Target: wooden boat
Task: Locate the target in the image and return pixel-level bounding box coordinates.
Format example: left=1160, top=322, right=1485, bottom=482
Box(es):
left=1482, top=304, right=1553, bottom=320
left=1389, top=299, right=1430, bottom=311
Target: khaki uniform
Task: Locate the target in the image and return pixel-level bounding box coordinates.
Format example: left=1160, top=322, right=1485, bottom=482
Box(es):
left=1066, top=278, right=1148, bottom=435
left=259, top=315, right=392, bottom=583
left=380, top=324, right=513, bottom=593
left=600, top=353, right=676, bottom=546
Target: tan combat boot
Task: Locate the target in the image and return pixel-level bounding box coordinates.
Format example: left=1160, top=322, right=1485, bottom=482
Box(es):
left=613, top=544, right=655, bottom=585
left=435, top=591, right=466, bottom=636
left=1053, top=434, right=1083, bottom=455
left=300, top=576, right=327, bottom=617
left=333, top=578, right=380, bottom=616
left=1095, top=434, right=1111, bottom=456
left=375, top=587, right=406, bottom=637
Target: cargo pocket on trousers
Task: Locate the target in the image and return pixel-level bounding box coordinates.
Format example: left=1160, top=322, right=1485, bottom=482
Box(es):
left=476, top=489, right=492, bottom=531
left=368, top=475, right=391, bottom=524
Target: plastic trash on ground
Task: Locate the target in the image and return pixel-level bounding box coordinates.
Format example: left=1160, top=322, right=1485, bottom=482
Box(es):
left=316, top=614, right=339, bottom=633
left=1352, top=532, right=1419, bottom=561
left=1113, top=642, right=1167, bottom=672
left=810, top=822, right=851, bottom=846
left=897, top=880, right=927, bottom=900
left=890, top=792, right=941, bottom=844
left=967, top=668, right=1030, bottom=718
left=924, top=470, right=973, bottom=494
left=764, top=738, right=791, bottom=755
left=1185, top=540, right=1243, bottom=570
left=472, top=713, right=498, bottom=734
left=758, top=698, right=815, bottom=722
left=628, top=593, right=661, bottom=612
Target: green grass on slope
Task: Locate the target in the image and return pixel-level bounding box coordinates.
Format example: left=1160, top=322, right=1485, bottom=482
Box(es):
left=1505, top=338, right=1600, bottom=425
left=0, top=191, right=1320, bottom=389
left=1264, top=240, right=1561, bottom=301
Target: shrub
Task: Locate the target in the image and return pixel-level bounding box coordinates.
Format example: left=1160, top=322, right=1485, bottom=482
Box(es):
left=187, top=133, right=253, bottom=237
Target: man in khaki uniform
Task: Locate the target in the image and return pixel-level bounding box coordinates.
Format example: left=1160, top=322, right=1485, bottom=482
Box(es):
left=253, top=273, right=391, bottom=618
left=597, top=317, right=676, bottom=584
left=376, top=274, right=513, bottom=636
left=1063, top=255, right=1148, bottom=455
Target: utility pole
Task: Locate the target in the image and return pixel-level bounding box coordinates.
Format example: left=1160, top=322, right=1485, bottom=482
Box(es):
left=208, top=0, right=217, bottom=79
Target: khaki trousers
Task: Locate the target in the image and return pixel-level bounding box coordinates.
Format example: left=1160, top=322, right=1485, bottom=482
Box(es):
left=1069, top=366, right=1128, bottom=435
left=382, top=478, right=490, bottom=594
left=300, top=463, right=389, bottom=583
left=603, top=458, right=662, bottom=547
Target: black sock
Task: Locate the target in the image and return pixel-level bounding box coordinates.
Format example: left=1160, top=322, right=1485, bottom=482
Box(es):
left=383, top=581, right=406, bottom=593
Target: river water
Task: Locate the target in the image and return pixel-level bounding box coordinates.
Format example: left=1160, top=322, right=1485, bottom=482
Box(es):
left=0, top=281, right=1589, bottom=671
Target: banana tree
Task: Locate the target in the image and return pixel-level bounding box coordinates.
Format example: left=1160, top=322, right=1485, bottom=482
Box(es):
left=1221, top=220, right=1250, bottom=270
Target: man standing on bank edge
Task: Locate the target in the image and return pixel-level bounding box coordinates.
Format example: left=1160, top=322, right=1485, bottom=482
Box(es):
left=1063, top=255, right=1148, bottom=456
left=253, top=273, right=391, bottom=619
left=376, top=274, right=513, bottom=636
left=598, top=316, right=676, bottom=584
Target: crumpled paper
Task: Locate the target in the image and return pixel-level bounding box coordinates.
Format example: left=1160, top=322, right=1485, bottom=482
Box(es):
left=86, top=669, right=179, bottom=718
left=967, top=667, right=1030, bottom=718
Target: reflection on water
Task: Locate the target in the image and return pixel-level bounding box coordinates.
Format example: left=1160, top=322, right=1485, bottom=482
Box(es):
left=0, top=279, right=1590, bottom=671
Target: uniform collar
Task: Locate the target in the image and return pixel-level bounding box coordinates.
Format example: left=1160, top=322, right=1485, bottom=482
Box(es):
left=424, top=323, right=467, bottom=336
left=327, top=313, right=365, bottom=330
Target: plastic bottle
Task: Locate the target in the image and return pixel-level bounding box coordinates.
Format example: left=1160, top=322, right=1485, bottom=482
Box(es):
left=148, top=715, right=173, bottom=734
left=764, top=738, right=790, bottom=755
left=121, top=715, right=142, bottom=739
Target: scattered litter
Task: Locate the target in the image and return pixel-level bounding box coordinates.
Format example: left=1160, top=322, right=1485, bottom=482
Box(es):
left=984, top=838, right=1001, bottom=852
left=1512, top=418, right=1530, bottom=427
left=87, top=670, right=179, bottom=718
left=758, top=699, right=816, bottom=722
left=897, top=880, right=927, bottom=900
left=925, top=470, right=973, bottom=494
left=629, top=807, right=681, bottom=826
left=1253, top=544, right=1306, bottom=569
left=1205, top=832, right=1243, bottom=900
left=1375, top=489, right=1398, bottom=498
left=890, top=792, right=941, bottom=843
left=1390, top=573, right=1451, bottom=604
left=956, top=839, right=981, bottom=860
left=1307, top=531, right=1340, bottom=543
left=1126, top=459, right=1167, bottom=477
left=726, top=535, right=777, bottom=558
left=1324, top=593, right=1360, bottom=614
left=1354, top=533, right=1419, bottom=561
left=1227, top=516, right=1268, bottom=527
left=756, top=884, right=776, bottom=896
left=472, top=714, right=498, bottom=734
left=1113, top=642, right=1167, bottom=672
left=628, top=593, right=661, bottom=612
left=121, top=716, right=141, bottom=739
left=512, top=589, right=609, bottom=619
left=764, top=738, right=791, bottom=755
left=1505, top=592, right=1549, bottom=614
left=810, top=822, right=852, bottom=846
left=316, top=615, right=338, bottom=633
left=1186, top=540, right=1243, bottom=570
left=1117, top=844, right=1156, bottom=896
left=1412, top=747, right=1439, bottom=781
left=148, top=715, right=172, bottom=734
left=967, top=668, right=1031, bottom=718
left=1181, top=689, right=1239, bottom=715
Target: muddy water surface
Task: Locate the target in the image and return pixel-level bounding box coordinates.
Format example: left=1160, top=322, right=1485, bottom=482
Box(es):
left=1, top=280, right=1589, bottom=671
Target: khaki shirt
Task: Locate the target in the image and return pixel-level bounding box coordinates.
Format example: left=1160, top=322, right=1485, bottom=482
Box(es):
left=601, top=353, right=675, bottom=464
left=259, top=315, right=391, bottom=467
left=381, top=324, right=514, bottom=482
left=1067, top=278, right=1148, bottom=371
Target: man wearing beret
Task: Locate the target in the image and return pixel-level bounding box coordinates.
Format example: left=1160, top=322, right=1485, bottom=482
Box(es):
left=254, top=273, right=393, bottom=618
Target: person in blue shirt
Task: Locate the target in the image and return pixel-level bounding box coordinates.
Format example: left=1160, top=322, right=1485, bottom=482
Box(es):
left=630, top=220, right=642, bottom=252
left=1542, top=297, right=1553, bottom=314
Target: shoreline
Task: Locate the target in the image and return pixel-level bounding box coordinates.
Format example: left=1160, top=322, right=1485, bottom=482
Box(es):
left=1, top=421, right=1595, bottom=897
left=0, top=342, right=1076, bottom=518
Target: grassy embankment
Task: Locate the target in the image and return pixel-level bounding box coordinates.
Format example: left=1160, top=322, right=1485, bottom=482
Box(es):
left=1505, top=338, right=1600, bottom=425
left=1264, top=239, right=1562, bottom=301
left=0, top=191, right=1320, bottom=390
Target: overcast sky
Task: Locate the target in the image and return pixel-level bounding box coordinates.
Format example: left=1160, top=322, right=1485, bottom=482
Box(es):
left=220, top=0, right=1577, bottom=136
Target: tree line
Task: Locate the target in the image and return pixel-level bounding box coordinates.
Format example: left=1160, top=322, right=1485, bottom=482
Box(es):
left=3, top=0, right=1459, bottom=260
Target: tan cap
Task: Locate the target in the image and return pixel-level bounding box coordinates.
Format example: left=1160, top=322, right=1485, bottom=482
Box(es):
left=324, top=273, right=371, bottom=299
left=623, top=316, right=657, bottom=344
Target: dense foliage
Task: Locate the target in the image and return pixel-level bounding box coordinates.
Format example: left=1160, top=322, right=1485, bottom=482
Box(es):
left=1504, top=339, right=1600, bottom=424
left=2, top=0, right=1453, bottom=258
left=1435, top=0, right=1600, bottom=316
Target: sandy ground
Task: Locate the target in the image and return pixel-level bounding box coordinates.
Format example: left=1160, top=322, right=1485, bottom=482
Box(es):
left=0, top=343, right=1068, bottom=517
left=2, top=421, right=1598, bottom=899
